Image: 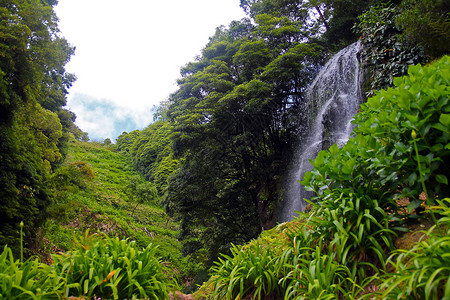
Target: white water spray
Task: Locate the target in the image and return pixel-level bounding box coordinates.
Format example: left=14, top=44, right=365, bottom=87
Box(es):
left=280, top=41, right=363, bottom=221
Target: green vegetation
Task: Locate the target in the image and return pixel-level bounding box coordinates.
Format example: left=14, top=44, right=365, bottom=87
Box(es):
left=52, top=232, right=170, bottom=299
left=0, top=0, right=84, bottom=254
left=0, top=139, right=190, bottom=298
left=43, top=139, right=184, bottom=273
left=0, top=232, right=173, bottom=299
left=382, top=199, right=450, bottom=299
left=197, top=54, right=450, bottom=300
left=396, top=0, right=450, bottom=58
left=116, top=0, right=447, bottom=276
left=0, top=0, right=449, bottom=298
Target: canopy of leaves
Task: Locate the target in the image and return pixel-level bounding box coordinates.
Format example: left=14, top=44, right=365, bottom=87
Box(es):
left=162, top=10, right=325, bottom=265
left=0, top=0, right=80, bottom=255
left=396, top=0, right=450, bottom=58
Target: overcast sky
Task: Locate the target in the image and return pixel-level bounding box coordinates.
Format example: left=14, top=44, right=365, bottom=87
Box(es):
left=54, top=0, right=246, bottom=141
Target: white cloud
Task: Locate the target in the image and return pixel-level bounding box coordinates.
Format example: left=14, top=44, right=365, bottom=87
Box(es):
left=55, top=0, right=246, bottom=139
left=67, top=93, right=154, bottom=141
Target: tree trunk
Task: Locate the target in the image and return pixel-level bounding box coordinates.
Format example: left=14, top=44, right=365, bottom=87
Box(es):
left=257, top=185, right=275, bottom=231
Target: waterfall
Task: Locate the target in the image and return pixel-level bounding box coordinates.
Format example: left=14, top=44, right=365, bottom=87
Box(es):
left=280, top=41, right=363, bottom=221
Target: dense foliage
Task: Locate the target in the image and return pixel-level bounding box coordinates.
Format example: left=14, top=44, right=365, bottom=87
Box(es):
left=118, top=4, right=326, bottom=267
left=396, top=0, right=450, bottom=58
left=305, top=56, right=450, bottom=214
left=117, top=0, right=448, bottom=274
left=43, top=140, right=184, bottom=273
left=0, top=0, right=86, bottom=254
left=0, top=232, right=173, bottom=299
left=166, top=11, right=326, bottom=267
left=1, top=0, right=448, bottom=296
left=200, top=53, right=449, bottom=300
left=52, top=232, right=170, bottom=299
left=356, top=5, right=426, bottom=95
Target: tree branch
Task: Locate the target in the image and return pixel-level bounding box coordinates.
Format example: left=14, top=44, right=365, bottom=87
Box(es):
left=315, top=6, right=329, bottom=32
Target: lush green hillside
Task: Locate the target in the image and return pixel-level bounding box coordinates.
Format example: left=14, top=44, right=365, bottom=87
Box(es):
left=0, top=0, right=448, bottom=298
left=39, top=139, right=188, bottom=278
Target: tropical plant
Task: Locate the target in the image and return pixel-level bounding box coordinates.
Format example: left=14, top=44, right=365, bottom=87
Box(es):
left=51, top=231, right=170, bottom=299
left=280, top=242, right=368, bottom=300
left=308, top=188, right=396, bottom=272
left=209, top=242, right=284, bottom=299
left=378, top=198, right=450, bottom=299
left=0, top=245, right=63, bottom=299
left=353, top=55, right=450, bottom=210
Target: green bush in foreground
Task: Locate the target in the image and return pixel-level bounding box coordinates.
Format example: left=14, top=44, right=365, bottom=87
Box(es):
left=209, top=242, right=283, bottom=299
left=0, top=231, right=170, bottom=299
left=0, top=246, right=63, bottom=299
left=52, top=231, right=170, bottom=299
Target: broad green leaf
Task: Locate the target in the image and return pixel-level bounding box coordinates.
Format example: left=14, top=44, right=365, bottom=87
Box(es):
left=436, top=174, right=448, bottom=185
left=440, top=113, right=450, bottom=127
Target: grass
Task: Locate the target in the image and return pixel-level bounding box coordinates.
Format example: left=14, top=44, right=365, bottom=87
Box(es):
left=40, top=139, right=185, bottom=283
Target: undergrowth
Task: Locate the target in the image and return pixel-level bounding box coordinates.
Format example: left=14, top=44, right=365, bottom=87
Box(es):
left=0, top=231, right=174, bottom=299
left=43, top=140, right=182, bottom=263
left=196, top=56, right=449, bottom=299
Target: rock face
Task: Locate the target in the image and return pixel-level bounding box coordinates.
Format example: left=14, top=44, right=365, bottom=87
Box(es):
left=169, top=291, right=195, bottom=300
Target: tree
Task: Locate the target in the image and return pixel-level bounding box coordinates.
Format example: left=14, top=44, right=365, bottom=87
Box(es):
left=396, top=0, right=450, bottom=58
left=125, top=176, right=158, bottom=216
left=164, top=14, right=323, bottom=265
left=0, top=0, right=76, bottom=255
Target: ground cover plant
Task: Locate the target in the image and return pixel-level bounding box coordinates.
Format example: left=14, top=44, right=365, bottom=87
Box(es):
left=380, top=198, right=450, bottom=299
left=35, top=139, right=206, bottom=290
left=43, top=140, right=182, bottom=261
left=196, top=55, right=449, bottom=299
left=0, top=231, right=173, bottom=299
left=52, top=231, right=171, bottom=299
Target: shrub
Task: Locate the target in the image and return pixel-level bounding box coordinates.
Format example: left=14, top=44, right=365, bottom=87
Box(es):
left=353, top=55, right=450, bottom=210
left=0, top=246, right=63, bottom=299
left=209, top=242, right=283, bottom=300
left=51, top=231, right=170, bottom=299
left=304, top=55, right=450, bottom=214
left=0, top=231, right=172, bottom=299
left=379, top=198, right=450, bottom=299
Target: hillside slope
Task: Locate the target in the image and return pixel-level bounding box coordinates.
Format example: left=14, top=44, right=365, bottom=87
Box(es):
left=38, top=140, right=184, bottom=273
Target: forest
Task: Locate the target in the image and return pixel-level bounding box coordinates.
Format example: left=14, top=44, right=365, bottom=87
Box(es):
left=0, top=0, right=449, bottom=299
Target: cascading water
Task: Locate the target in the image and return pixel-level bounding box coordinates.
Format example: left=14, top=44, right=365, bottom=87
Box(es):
left=280, top=41, right=363, bottom=221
